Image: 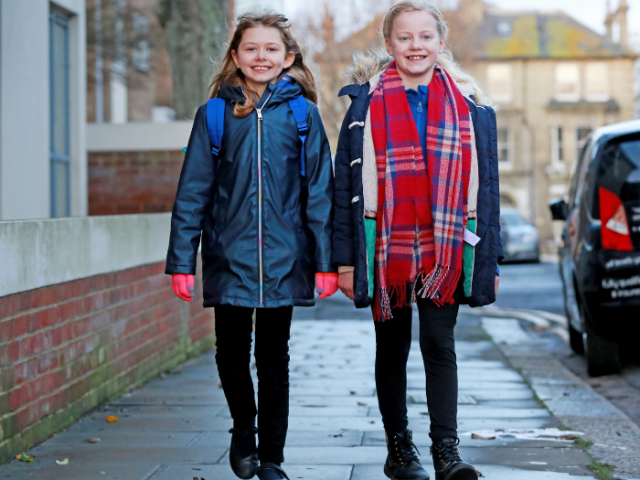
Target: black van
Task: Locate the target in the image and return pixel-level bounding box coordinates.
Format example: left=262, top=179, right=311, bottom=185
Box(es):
left=550, top=120, right=640, bottom=377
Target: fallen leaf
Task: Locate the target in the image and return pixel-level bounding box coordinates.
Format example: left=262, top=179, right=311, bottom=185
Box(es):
left=559, top=435, right=577, bottom=440
left=84, top=437, right=101, bottom=443
left=56, top=458, right=69, bottom=465
left=420, top=412, right=429, bottom=416
left=16, top=453, right=35, bottom=462
left=106, top=416, right=118, bottom=423
left=357, top=402, right=368, bottom=406
left=471, top=433, right=496, bottom=440
left=477, top=470, right=484, bottom=477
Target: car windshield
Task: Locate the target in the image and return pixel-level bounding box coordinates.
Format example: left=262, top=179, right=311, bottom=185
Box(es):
left=501, top=212, right=529, bottom=227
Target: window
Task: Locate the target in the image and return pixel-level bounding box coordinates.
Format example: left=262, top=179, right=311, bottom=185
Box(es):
left=487, top=64, right=512, bottom=103
left=497, top=128, right=511, bottom=163
left=576, top=127, right=592, bottom=163
left=132, top=13, right=150, bottom=72
left=585, top=63, right=608, bottom=101
left=551, top=127, right=564, bottom=164
left=50, top=11, right=71, bottom=217
left=555, top=63, right=580, bottom=101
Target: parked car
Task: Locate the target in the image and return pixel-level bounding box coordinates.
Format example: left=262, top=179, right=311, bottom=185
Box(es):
left=550, top=120, right=640, bottom=376
left=499, top=208, right=540, bottom=263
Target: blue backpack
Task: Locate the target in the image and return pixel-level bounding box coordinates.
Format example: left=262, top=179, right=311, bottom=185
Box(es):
left=183, top=76, right=309, bottom=176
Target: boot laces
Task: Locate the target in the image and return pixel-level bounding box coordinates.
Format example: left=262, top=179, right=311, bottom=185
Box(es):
left=391, top=432, right=421, bottom=465
left=433, top=438, right=462, bottom=466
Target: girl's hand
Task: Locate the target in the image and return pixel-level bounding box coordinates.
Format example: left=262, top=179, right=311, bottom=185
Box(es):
left=338, top=271, right=355, bottom=300
left=172, top=274, right=195, bottom=302
left=316, top=273, right=339, bottom=299
left=495, top=275, right=500, bottom=296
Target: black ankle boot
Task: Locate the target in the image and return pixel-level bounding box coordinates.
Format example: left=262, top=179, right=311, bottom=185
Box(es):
left=229, top=426, right=258, bottom=479
left=431, top=437, right=477, bottom=480
left=257, top=463, right=289, bottom=479
left=384, top=430, right=430, bottom=480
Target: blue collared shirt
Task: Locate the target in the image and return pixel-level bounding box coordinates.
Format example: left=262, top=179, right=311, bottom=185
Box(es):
left=405, top=85, right=429, bottom=165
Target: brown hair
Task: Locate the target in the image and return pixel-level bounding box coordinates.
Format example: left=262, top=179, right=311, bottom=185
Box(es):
left=209, top=11, right=317, bottom=118
left=382, top=1, right=490, bottom=105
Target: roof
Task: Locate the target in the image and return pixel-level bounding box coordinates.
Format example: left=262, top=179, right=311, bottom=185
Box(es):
left=592, top=119, right=640, bottom=144
left=478, top=8, right=635, bottom=60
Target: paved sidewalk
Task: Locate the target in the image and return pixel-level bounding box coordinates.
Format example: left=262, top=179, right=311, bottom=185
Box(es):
left=0, top=304, right=602, bottom=480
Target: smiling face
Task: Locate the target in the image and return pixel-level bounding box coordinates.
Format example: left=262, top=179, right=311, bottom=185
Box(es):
left=231, top=25, right=295, bottom=97
left=385, top=10, right=446, bottom=90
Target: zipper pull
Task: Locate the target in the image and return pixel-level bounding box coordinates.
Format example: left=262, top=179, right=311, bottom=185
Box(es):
left=257, top=108, right=263, bottom=120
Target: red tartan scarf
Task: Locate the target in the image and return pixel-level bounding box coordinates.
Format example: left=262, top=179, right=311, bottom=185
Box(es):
left=370, top=62, right=472, bottom=321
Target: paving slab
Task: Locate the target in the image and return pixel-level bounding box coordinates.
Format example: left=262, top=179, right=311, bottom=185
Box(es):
left=0, top=310, right=609, bottom=480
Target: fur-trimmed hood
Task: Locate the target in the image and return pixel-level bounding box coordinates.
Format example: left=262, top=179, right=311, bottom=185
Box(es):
left=344, top=48, right=477, bottom=99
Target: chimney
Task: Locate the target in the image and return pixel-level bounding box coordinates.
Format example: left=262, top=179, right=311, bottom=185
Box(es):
left=617, top=0, right=629, bottom=48
left=604, top=0, right=614, bottom=40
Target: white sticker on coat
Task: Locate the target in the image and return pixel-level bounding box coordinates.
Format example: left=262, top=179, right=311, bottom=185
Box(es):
left=464, top=229, right=481, bottom=246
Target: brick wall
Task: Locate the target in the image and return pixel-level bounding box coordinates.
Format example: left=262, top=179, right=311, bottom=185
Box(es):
left=0, top=260, right=214, bottom=463
left=88, top=150, right=183, bottom=215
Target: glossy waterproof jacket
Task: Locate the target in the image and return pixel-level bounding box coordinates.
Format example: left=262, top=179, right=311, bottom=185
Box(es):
left=165, top=81, right=334, bottom=308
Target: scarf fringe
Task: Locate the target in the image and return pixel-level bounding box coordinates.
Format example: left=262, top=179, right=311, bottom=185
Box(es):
left=416, top=265, right=461, bottom=307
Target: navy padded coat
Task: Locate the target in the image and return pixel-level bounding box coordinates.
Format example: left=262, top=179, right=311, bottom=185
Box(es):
left=332, top=81, right=504, bottom=309
left=166, top=82, right=334, bottom=308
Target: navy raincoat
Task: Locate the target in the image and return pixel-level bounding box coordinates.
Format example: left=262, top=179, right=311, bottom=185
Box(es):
left=166, top=81, right=334, bottom=308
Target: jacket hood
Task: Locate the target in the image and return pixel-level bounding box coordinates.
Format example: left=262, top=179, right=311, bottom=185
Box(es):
left=217, top=78, right=305, bottom=105
left=344, top=48, right=477, bottom=99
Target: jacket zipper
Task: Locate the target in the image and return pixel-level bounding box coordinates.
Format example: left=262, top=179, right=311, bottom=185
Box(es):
left=256, top=92, right=273, bottom=306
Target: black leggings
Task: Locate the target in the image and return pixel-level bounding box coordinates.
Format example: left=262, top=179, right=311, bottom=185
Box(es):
left=374, top=296, right=459, bottom=441
left=214, top=305, right=293, bottom=464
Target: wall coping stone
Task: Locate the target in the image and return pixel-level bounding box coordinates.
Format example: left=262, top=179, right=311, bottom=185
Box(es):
left=0, top=213, right=171, bottom=297
left=87, top=122, right=192, bottom=152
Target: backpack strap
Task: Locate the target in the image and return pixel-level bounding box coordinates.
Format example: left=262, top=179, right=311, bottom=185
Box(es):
left=276, top=75, right=308, bottom=177
left=206, top=98, right=225, bottom=157
left=288, top=96, right=308, bottom=177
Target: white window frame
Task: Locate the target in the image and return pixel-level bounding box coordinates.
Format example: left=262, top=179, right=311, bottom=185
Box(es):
left=584, top=62, right=609, bottom=102
left=486, top=63, right=513, bottom=104
left=497, top=127, right=514, bottom=170
left=555, top=63, right=580, bottom=102
left=551, top=126, right=565, bottom=167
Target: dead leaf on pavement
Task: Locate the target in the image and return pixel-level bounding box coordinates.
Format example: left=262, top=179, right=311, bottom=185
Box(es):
left=84, top=437, right=101, bottom=443
left=476, top=470, right=484, bottom=477
left=16, top=453, right=35, bottom=462
left=471, top=433, right=496, bottom=440
left=106, top=416, right=119, bottom=423
left=357, top=402, right=367, bottom=406
left=56, top=458, right=69, bottom=465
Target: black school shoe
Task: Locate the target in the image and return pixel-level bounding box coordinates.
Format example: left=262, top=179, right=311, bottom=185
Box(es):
left=229, top=426, right=258, bottom=479
left=384, top=430, right=430, bottom=480
left=431, top=437, right=478, bottom=480
left=257, top=463, right=290, bottom=479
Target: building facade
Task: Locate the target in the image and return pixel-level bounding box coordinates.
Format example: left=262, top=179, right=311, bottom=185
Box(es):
left=0, top=0, right=87, bottom=220
left=468, top=2, right=636, bottom=250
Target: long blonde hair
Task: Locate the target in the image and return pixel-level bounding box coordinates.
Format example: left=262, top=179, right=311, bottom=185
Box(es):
left=209, top=11, right=318, bottom=118
left=382, top=0, right=491, bottom=105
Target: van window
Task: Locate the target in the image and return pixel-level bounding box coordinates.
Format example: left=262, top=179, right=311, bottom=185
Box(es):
left=569, top=139, right=592, bottom=207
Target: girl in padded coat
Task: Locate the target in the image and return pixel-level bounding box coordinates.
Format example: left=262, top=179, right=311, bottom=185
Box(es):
left=332, top=2, right=503, bottom=480
left=165, top=11, right=337, bottom=480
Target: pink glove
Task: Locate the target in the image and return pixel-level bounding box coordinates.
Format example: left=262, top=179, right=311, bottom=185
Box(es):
left=172, top=274, right=195, bottom=302
left=315, top=272, right=338, bottom=299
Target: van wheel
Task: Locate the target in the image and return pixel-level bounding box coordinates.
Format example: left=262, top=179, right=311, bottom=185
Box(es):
left=583, top=306, right=621, bottom=377
left=568, top=321, right=584, bottom=354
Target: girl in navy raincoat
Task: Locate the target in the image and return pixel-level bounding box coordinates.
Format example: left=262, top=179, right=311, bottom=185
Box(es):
left=165, top=11, right=337, bottom=480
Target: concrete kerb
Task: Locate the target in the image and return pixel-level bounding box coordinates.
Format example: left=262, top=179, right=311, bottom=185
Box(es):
left=480, top=317, right=640, bottom=480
